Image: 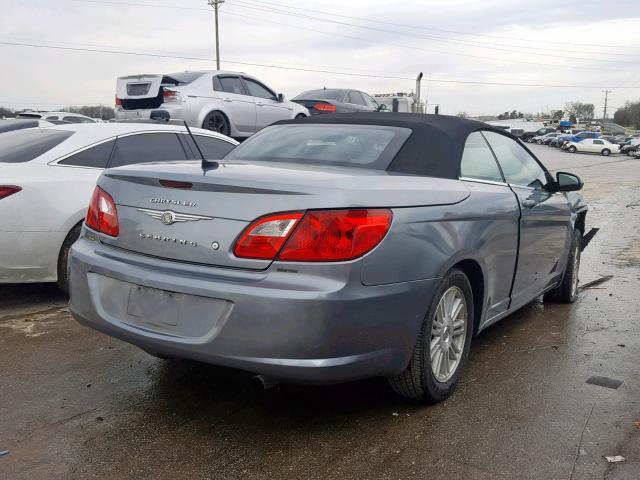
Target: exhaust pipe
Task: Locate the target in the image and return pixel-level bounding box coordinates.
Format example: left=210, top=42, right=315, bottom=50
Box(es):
left=252, top=374, right=279, bottom=390
left=414, top=72, right=424, bottom=113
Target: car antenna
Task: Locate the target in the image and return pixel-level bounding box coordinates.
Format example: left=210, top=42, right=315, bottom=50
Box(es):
left=183, top=121, right=218, bottom=171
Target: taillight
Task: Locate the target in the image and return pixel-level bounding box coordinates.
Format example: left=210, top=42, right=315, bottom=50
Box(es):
left=313, top=102, right=337, bottom=112
left=85, top=187, right=119, bottom=237
left=234, top=212, right=304, bottom=260
left=0, top=186, right=22, bottom=200
left=163, top=88, right=185, bottom=103
left=115, top=96, right=122, bottom=106
left=234, top=209, right=392, bottom=262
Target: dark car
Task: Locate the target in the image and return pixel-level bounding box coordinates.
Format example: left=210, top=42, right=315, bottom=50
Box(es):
left=69, top=113, right=587, bottom=403
left=521, top=127, right=556, bottom=143
left=292, top=88, right=380, bottom=114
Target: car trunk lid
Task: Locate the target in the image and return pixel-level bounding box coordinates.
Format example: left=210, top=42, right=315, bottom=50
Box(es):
left=116, top=74, right=166, bottom=110
left=97, top=161, right=470, bottom=270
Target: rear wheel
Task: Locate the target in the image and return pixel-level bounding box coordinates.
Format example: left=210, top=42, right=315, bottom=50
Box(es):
left=202, top=111, right=230, bottom=136
left=388, top=268, right=473, bottom=402
left=295, top=113, right=307, bottom=119
left=545, top=229, right=582, bottom=303
left=601, top=148, right=611, bottom=156
left=568, top=145, right=577, bottom=153
left=57, top=223, right=82, bottom=294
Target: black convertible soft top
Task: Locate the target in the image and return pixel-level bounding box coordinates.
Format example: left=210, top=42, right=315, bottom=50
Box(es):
left=277, top=112, right=514, bottom=179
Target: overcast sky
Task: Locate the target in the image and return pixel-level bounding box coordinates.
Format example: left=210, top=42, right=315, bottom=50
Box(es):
left=2, top=0, right=640, bottom=116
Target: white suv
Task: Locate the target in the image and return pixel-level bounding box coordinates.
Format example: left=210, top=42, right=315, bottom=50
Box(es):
left=115, top=70, right=309, bottom=138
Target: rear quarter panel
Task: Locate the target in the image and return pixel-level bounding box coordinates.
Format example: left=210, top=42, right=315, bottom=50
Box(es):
left=362, top=180, right=520, bottom=323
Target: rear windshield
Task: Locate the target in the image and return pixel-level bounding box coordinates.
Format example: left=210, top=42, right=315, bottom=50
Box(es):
left=161, top=72, right=203, bottom=86
left=293, top=89, right=345, bottom=101
left=224, top=124, right=412, bottom=169
left=16, top=113, right=43, bottom=119
left=0, top=129, right=73, bottom=163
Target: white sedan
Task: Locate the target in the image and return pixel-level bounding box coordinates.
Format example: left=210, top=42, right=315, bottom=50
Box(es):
left=0, top=123, right=238, bottom=291
left=564, top=138, right=620, bottom=156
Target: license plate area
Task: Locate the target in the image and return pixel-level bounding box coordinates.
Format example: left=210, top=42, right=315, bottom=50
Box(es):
left=127, top=285, right=181, bottom=327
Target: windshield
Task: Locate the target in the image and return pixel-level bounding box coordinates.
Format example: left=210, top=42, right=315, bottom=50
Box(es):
left=224, top=124, right=412, bottom=169
left=293, top=89, right=346, bottom=101
left=0, top=128, right=73, bottom=163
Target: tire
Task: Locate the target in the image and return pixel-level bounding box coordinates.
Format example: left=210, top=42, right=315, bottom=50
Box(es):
left=57, top=223, right=82, bottom=294
left=601, top=149, right=610, bottom=156
left=294, top=113, right=307, bottom=119
left=202, top=111, right=230, bottom=136
left=388, top=268, right=474, bottom=403
left=568, top=146, right=577, bottom=153
left=537, top=140, right=543, bottom=145
left=545, top=229, right=582, bottom=303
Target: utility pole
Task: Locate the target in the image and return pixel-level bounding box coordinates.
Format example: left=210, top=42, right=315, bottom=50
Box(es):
left=602, top=89, right=611, bottom=124
left=208, top=0, right=224, bottom=70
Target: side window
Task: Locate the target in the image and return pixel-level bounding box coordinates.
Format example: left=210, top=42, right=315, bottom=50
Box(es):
left=212, top=76, right=223, bottom=92
left=218, top=76, right=245, bottom=95
left=46, top=116, right=58, bottom=121
left=243, top=78, right=276, bottom=100
left=109, top=133, right=187, bottom=168
left=460, top=132, right=504, bottom=182
left=483, top=131, right=548, bottom=189
left=183, top=134, right=236, bottom=159
left=58, top=140, right=114, bottom=168
left=593, top=139, right=604, bottom=145
left=62, top=116, right=82, bottom=123
left=347, top=91, right=366, bottom=106
left=361, top=93, right=378, bottom=109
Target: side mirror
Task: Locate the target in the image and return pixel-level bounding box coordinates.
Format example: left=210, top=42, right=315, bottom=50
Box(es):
left=556, top=172, right=583, bottom=192
left=277, top=93, right=285, bottom=103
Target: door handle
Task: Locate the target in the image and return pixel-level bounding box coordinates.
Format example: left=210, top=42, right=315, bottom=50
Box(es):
left=256, top=102, right=264, bottom=107
left=522, top=199, right=536, bottom=208
left=223, top=97, right=232, bottom=102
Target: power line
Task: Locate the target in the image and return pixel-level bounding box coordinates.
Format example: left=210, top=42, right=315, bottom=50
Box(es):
left=240, top=0, right=640, bottom=52
left=0, top=40, right=637, bottom=89
left=230, top=0, right=640, bottom=63
left=221, top=9, right=635, bottom=72
left=64, top=0, right=640, bottom=52
left=59, top=0, right=640, bottom=68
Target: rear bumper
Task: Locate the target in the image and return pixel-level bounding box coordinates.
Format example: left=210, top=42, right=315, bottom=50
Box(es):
left=0, top=230, right=64, bottom=283
left=68, top=236, right=439, bottom=384
left=114, top=104, right=186, bottom=121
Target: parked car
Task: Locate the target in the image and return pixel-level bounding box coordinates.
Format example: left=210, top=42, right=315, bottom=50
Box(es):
left=620, top=138, right=640, bottom=155
left=0, top=118, right=55, bottom=133
left=564, top=138, right=619, bottom=156
left=16, top=111, right=96, bottom=123
left=0, top=123, right=237, bottom=291
left=291, top=88, right=380, bottom=114
left=534, top=132, right=561, bottom=145
left=114, top=70, right=308, bottom=138
left=521, top=127, right=556, bottom=143
left=557, top=131, right=601, bottom=149
left=68, top=113, right=587, bottom=402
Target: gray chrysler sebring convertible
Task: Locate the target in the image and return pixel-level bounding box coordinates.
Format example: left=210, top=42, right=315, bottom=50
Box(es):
left=68, top=113, right=587, bottom=402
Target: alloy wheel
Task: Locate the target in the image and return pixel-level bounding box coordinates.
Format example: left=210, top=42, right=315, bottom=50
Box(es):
left=430, top=286, right=467, bottom=383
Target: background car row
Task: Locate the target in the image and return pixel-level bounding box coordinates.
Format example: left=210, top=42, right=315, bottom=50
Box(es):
left=0, top=122, right=237, bottom=291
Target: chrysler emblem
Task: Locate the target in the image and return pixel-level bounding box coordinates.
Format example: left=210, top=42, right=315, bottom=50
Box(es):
left=137, top=208, right=212, bottom=224
left=161, top=211, right=175, bottom=225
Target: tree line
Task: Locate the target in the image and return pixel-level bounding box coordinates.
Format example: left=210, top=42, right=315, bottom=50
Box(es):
left=0, top=105, right=115, bottom=120
left=614, top=101, right=640, bottom=128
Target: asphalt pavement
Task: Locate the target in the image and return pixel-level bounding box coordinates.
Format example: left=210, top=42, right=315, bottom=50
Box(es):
left=1, top=145, right=639, bottom=480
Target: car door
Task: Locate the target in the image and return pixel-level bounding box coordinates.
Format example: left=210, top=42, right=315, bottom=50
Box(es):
left=591, top=139, right=605, bottom=153
left=241, top=77, right=290, bottom=129
left=459, top=132, right=519, bottom=322
left=345, top=91, right=369, bottom=112
left=360, top=92, right=380, bottom=112
left=580, top=139, right=595, bottom=152
left=214, top=75, right=257, bottom=134
left=483, top=131, right=572, bottom=308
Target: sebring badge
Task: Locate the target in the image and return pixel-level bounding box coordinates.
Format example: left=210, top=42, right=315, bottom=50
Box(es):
left=137, top=208, right=212, bottom=225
